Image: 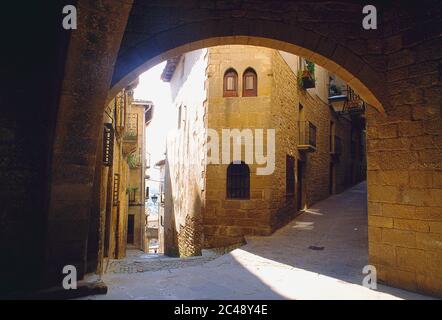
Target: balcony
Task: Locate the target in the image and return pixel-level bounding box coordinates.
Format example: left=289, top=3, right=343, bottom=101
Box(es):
left=328, top=85, right=366, bottom=116
left=122, top=113, right=138, bottom=155
left=115, top=94, right=126, bottom=137
left=298, top=121, right=317, bottom=152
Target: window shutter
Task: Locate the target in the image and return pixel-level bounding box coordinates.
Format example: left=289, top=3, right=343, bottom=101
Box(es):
left=226, top=76, right=235, bottom=90
left=223, top=69, right=238, bottom=97
left=245, top=75, right=254, bottom=90
left=243, top=68, right=257, bottom=97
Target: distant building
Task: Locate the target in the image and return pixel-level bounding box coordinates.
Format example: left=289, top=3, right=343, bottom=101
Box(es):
left=99, top=80, right=154, bottom=259
left=127, top=98, right=154, bottom=251
left=161, top=45, right=366, bottom=256
left=155, top=159, right=166, bottom=254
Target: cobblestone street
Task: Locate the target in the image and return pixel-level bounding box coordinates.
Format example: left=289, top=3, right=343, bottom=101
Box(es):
left=83, top=183, right=433, bottom=300
left=104, top=250, right=222, bottom=274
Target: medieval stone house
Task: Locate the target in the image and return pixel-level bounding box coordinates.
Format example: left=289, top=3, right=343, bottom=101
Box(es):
left=160, top=45, right=366, bottom=256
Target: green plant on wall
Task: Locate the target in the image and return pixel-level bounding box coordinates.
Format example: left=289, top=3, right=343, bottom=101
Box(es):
left=297, top=70, right=304, bottom=87
left=306, top=60, right=315, bottom=75
left=298, top=60, right=316, bottom=89
left=126, top=186, right=139, bottom=194
left=126, top=186, right=139, bottom=203
left=127, top=153, right=139, bottom=168
left=329, top=84, right=342, bottom=96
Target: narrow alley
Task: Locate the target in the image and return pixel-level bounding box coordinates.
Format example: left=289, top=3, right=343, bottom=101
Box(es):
left=5, top=1, right=442, bottom=300
left=83, top=183, right=431, bottom=300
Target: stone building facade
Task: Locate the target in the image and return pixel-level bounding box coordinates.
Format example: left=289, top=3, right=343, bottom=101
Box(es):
left=127, top=99, right=153, bottom=252
left=161, top=45, right=366, bottom=255
left=98, top=84, right=153, bottom=262
left=162, top=50, right=209, bottom=256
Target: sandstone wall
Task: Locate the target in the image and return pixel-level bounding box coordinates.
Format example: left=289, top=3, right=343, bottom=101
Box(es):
left=165, top=49, right=208, bottom=256
left=271, top=50, right=363, bottom=225
left=127, top=103, right=146, bottom=250
left=202, top=46, right=365, bottom=247
left=204, top=45, right=275, bottom=247
left=366, top=97, right=442, bottom=296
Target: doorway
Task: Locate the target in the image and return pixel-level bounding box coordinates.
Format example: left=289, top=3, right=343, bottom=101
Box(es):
left=297, top=160, right=303, bottom=211
left=329, top=162, right=334, bottom=195
left=127, top=214, right=135, bottom=244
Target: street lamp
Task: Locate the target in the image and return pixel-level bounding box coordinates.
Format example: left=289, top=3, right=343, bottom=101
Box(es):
left=151, top=194, right=158, bottom=204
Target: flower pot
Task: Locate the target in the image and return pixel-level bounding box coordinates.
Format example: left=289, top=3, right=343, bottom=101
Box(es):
left=301, top=75, right=315, bottom=89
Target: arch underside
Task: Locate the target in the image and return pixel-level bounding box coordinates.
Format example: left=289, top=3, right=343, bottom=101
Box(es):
left=111, top=14, right=388, bottom=114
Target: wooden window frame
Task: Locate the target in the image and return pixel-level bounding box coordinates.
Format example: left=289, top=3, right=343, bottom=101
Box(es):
left=243, top=68, right=257, bottom=97
left=223, top=69, right=238, bottom=97
left=226, top=161, right=250, bottom=199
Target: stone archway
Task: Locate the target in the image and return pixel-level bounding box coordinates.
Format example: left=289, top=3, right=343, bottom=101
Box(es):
left=110, top=35, right=386, bottom=113
left=44, top=0, right=441, bottom=297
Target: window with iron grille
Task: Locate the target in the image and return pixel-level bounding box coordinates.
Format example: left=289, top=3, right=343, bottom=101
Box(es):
left=286, top=155, right=295, bottom=195
left=103, top=123, right=114, bottom=166
left=226, top=161, right=250, bottom=199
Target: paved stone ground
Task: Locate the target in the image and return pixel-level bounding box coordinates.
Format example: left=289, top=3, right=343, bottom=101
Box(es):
left=104, top=249, right=221, bottom=274
left=83, top=182, right=433, bottom=300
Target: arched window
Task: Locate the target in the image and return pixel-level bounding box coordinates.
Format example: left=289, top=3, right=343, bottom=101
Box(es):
left=243, top=68, right=257, bottom=97
left=223, top=69, right=238, bottom=97
left=226, top=161, right=250, bottom=199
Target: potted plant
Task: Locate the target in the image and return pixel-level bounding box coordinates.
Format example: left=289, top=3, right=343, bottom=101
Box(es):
left=126, top=186, right=139, bottom=203
left=298, top=60, right=316, bottom=89
left=329, top=84, right=342, bottom=96
left=127, top=153, right=139, bottom=169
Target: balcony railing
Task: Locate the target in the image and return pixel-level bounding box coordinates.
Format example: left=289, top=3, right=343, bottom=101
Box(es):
left=124, top=113, right=138, bottom=140
left=298, top=121, right=316, bottom=152
left=122, top=113, right=138, bottom=155
left=328, top=85, right=366, bottom=115
left=115, top=93, right=126, bottom=136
